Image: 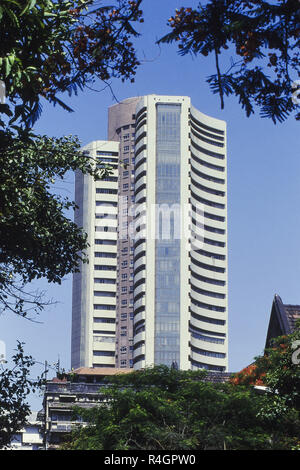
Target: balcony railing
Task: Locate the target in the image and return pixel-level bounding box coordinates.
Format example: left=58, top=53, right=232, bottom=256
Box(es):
left=50, top=423, right=76, bottom=433
left=46, top=382, right=108, bottom=394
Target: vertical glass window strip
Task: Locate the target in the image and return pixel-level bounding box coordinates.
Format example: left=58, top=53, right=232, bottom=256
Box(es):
left=155, top=103, right=181, bottom=368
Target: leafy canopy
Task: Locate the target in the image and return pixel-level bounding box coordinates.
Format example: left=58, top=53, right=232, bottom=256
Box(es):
left=0, top=342, right=44, bottom=449
left=0, top=0, right=144, bottom=317
left=231, top=319, right=300, bottom=412
left=62, top=365, right=299, bottom=450
left=158, top=0, right=300, bottom=123
left=0, top=0, right=143, bottom=130
left=0, top=132, right=111, bottom=317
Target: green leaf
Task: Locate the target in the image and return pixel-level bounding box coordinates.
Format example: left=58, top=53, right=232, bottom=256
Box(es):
left=20, top=0, right=37, bottom=16
left=3, top=57, right=11, bottom=77
left=4, top=5, right=19, bottom=26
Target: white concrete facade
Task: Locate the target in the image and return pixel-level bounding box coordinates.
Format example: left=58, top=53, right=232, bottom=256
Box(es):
left=7, top=412, right=43, bottom=450
left=132, top=95, right=228, bottom=372
left=71, top=140, right=119, bottom=369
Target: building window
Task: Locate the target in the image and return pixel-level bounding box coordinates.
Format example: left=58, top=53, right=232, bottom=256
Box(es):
left=94, top=291, right=116, bottom=297
left=95, top=239, right=117, bottom=246
left=94, top=252, right=117, bottom=258
left=93, top=350, right=115, bottom=357
left=96, top=151, right=118, bottom=156
left=94, top=318, right=115, bottom=323
left=96, top=201, right=117, bottom=207
left=96, top=188, right=118, bottom=194
left=94, top=265, right=116, bottom=271
left=94, top=278, right=116, bottom=284
left=155, top=103, right=181, bottom=368
left=94, top=304, right=116, bottom=311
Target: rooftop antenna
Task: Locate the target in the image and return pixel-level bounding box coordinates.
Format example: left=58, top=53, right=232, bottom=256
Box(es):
left=54, top=355, right=60, bottom=376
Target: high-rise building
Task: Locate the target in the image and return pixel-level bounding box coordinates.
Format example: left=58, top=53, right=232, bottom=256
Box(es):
left=108, top=97, right=140, bottom=369
left=71, top=140, right=119, bottom=368
left=71, top=95, right=228, bottom=373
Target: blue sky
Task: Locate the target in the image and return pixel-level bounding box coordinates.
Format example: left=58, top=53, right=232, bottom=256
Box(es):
left=1, top=0, right=300, bottom=410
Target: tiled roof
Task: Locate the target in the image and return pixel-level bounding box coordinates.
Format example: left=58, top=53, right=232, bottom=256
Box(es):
left=51, top=377, right=67, bottom=383
left=71, top=367, right=132, bottom=376
left=282, top=304, right=300, bottom=333
left=204, top=372, right=233, bottom=383
left=55, top=368, right=233, bottom=383
left=70, top=368, right=233, bottom=381
left=265, top=294, right=300, bottom=348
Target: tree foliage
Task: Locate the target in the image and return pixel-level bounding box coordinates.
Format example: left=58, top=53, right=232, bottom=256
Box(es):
left=0, top=342, right=44, bottom=449
left=0, top=0, right=144, bottom=317
left=61, top=365, right=299, bottom=450
left=158, top=0, right=300, bottom=123
left=231, top=320, right=300, bottom=412
left=0, top=0, right=143, bottom=130
left=0, top=132, right=111, bottom=317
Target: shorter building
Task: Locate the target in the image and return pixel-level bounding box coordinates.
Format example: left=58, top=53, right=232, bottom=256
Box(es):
left=42, top=366, right=233, bottom=448
left=8, top=411, right=44, bottom=450
left=265, top=294, right=300, bottom=348
left=43, top=367, right=131, bottom=449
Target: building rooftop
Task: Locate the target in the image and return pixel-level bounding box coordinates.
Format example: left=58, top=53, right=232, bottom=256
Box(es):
left=47, top=367, right=234, bottom=386
left=282, top=304, right=300, bottom=332
left=204, top=372, right=233, bottom=383
left=71, top=367, right=132, bottom=376
left=265, top=294, right=300, bottom=348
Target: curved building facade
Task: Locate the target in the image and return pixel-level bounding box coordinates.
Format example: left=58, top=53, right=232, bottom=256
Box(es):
left=131, top=95, right=228, bottom=372
left=188, top=105, right=227, bottom=372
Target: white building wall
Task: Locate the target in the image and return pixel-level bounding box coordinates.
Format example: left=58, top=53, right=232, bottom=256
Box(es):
left=132, top=95, right=228, bottom=372
left=7, top=413, right=43, bottom=450
left=71, top=140, right=119, bottom=369
left=189, top=105, right=228, bottom=372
